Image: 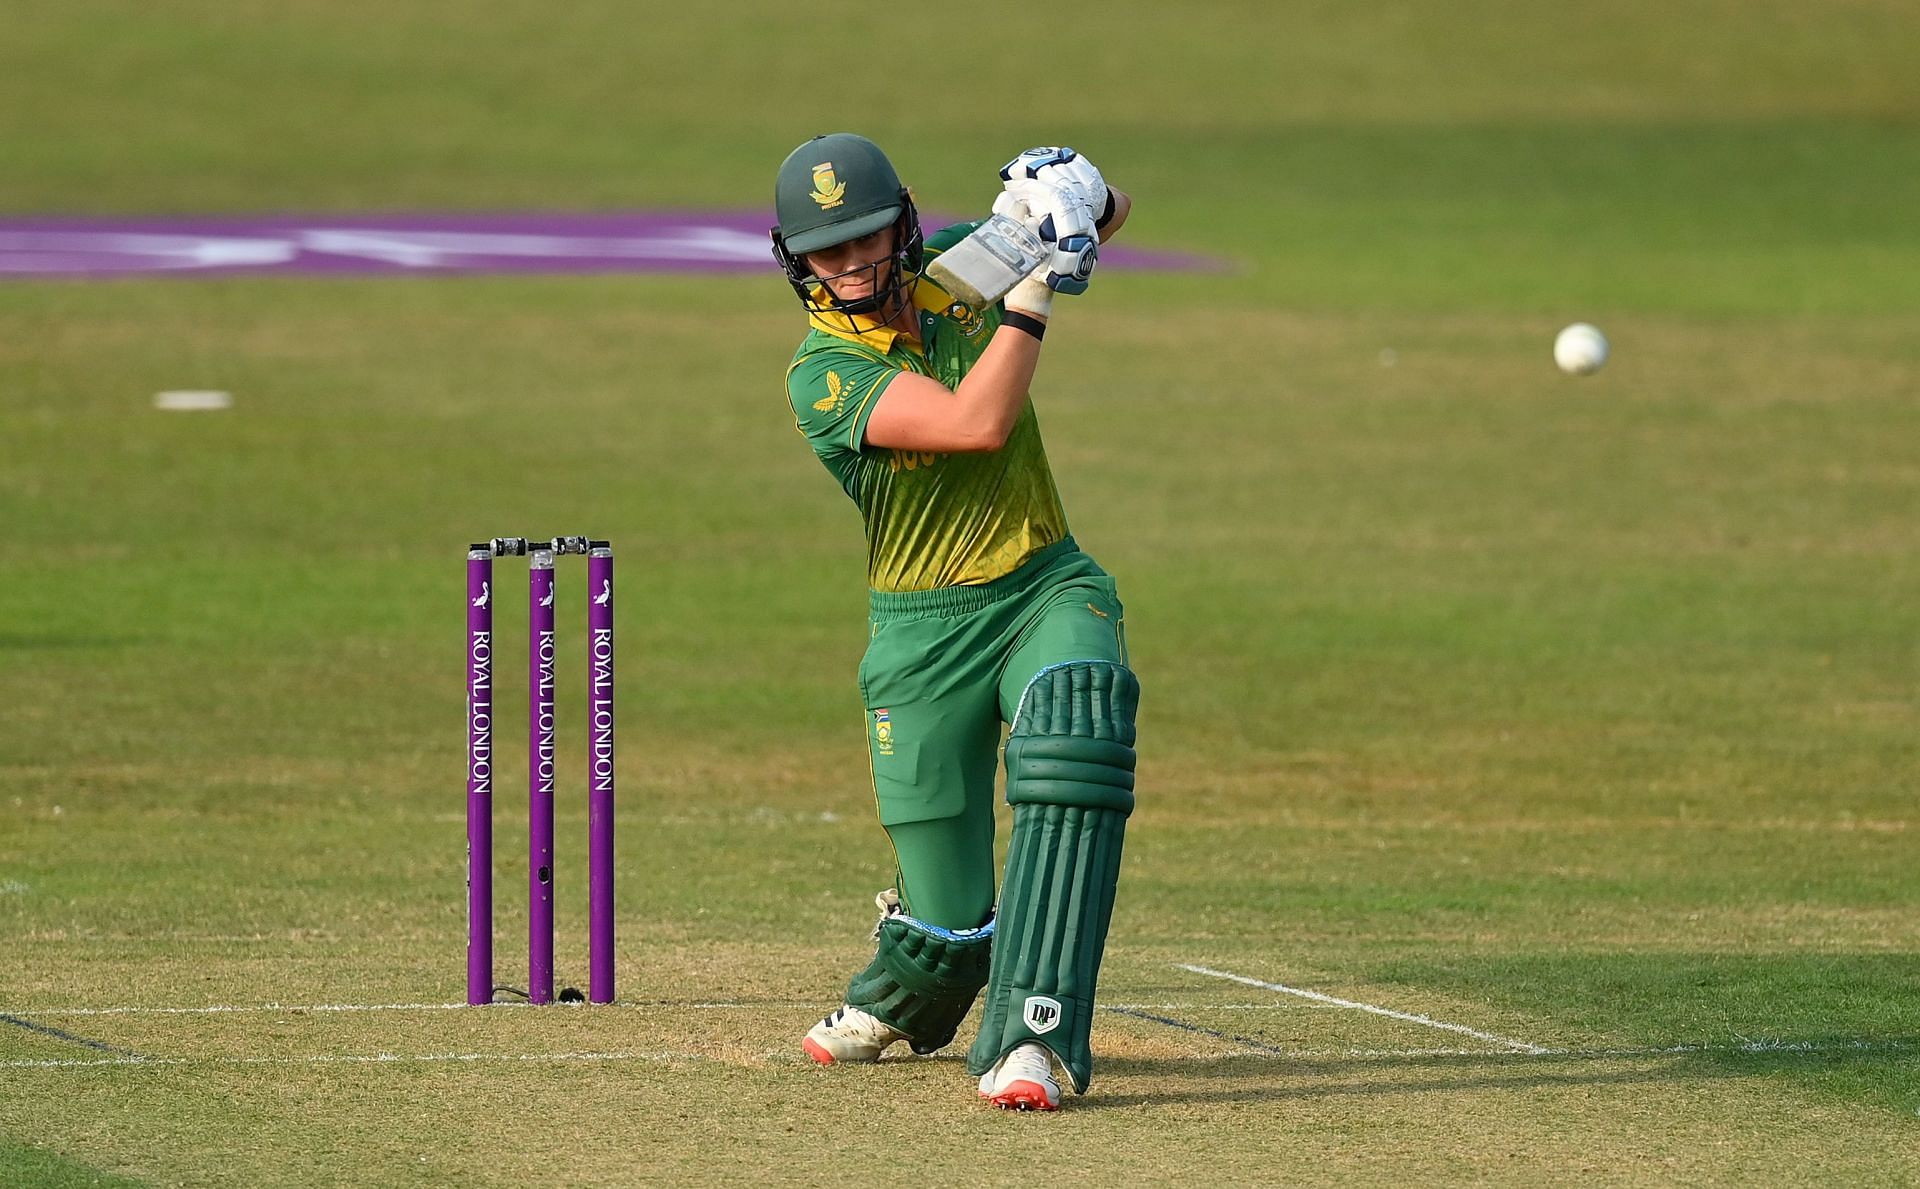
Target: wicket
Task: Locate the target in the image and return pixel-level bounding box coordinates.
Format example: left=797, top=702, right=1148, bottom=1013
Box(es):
left=466, top=536, right=616, bottom=1005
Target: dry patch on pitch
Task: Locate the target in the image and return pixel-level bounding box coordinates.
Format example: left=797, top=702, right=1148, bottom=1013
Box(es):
left=6, top=982, right=1917, bottom=1186
left=4, top=933, right=1914, bottom=1181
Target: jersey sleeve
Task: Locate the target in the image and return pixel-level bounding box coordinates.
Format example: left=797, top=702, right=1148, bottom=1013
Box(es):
left=786, top=346, right=901, bottom=461
left=925, top=220, right=986, bottom=258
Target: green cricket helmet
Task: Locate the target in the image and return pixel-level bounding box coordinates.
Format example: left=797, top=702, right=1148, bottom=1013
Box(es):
left=770, top=133, right=924, bottom=319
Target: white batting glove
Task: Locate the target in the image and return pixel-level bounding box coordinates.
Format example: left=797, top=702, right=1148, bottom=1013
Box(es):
left=994, top=177, right=1097, bottom=296
left=1000, top=147, right=1109, bottom=235
left=993, top=186, right=1057, bottom=315
left=990, top=182, right=1044, bottom=227
left=1006, top=261, right=1055, bottom=319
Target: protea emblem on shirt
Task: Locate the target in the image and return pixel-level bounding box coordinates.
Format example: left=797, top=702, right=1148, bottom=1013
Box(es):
left=812, top=370, right=845, bottom=412
left=810, top=163, right=846, bottom=209
left=947, top=301, right=986, bottom=338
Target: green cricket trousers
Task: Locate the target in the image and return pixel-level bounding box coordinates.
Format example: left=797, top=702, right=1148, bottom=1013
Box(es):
left=858, top=537, right=1129, bottom=931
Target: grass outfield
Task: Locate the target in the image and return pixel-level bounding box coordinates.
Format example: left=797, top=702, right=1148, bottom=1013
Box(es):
left=3, top=2, right=1917, bottom=1185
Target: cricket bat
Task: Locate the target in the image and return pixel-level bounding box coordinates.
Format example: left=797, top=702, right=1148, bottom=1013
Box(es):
left=924, top=213, right=1050, bottom=308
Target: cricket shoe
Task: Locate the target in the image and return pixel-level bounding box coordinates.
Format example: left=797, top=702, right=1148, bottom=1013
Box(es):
left=976, top=1042, right=1061, bottom=1111
left=802, top=1004, right=908, bottom=1065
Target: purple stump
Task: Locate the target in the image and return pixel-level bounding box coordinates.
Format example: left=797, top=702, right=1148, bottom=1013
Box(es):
left=528, top=546, right=558, bottom=1005
left=466, top=547, right=495, bottom=1005
left=586, top=543, right=616, bottom=1003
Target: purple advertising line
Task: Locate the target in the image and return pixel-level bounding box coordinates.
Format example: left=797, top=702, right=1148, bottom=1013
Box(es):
left=586, top=543, right=616, bottom=1004
left=466, top=547, right=495, bottom=1006
left=0, top=211, right=1225, bottom=280
left=528, top=547, right=558, bottom=1005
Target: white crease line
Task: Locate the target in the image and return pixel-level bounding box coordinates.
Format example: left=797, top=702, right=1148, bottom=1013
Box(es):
left=9, top=1039, right=1909, bottom=1073
left=0, top=1000, right=858, bottom=1018
left=1195, top=1039, right=1918, bottom=1060
left=1176, top=963, right=1551, bottom=1054
left=1107, top=1003, right=1303, bottom=1011
left=1, top=1050, right=703, bottom=1070
left=0, top=1002, right=482, bottom=1017
left=1349, top=1039, right=1906, bottom=1059
left=3, top=1000, right=1276, bottom=1018
left=0, top=1000, right=864, bottom=1017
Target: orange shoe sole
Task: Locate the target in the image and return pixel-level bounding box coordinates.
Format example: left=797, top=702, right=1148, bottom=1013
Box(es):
left=981, top=1079, right=1059, bottom=1111
left=801, top=1038, right=835, bottom=1066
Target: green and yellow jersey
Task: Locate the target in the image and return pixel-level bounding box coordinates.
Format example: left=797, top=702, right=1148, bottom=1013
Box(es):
left=785, top=223, right=1070, bottom=593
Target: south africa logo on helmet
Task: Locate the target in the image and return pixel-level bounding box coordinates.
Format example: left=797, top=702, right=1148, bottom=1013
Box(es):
left=809, top=164, right=846, bottom=210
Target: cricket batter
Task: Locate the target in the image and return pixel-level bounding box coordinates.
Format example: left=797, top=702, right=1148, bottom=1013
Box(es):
left=771, top=133, right=1137, bottom=1110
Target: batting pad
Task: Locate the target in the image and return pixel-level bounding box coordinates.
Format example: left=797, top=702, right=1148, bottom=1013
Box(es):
left=967, top=660, right=1138, bottom=1093
left=846, top=913, right=995, bottom=1055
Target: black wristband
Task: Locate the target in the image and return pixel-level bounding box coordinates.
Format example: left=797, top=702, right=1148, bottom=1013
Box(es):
left=1001, top=310, right=1047, bottom=341
left=1095, top=190, right=1118, bottom=231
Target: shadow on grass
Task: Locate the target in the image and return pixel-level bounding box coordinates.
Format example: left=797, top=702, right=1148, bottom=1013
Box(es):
left=1359, top=951, right=1920, bottom=1116
left=1083, top=1040, right=1920, bottom=1112
left=0, top=1136, right=146, bottom=1189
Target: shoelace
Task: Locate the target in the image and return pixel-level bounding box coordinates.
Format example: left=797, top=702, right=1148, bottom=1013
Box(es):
left=869, top=889, right=902, bottom=940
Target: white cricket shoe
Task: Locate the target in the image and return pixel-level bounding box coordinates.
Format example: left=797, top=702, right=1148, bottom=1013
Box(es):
left=976, top=1042, right=1061, bottom=1111
left=802, top=1005, right=908, bottom=1065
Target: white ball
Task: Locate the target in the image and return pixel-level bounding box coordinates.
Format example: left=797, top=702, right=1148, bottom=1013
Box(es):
left=1554, top=323, right=1609, bottom=376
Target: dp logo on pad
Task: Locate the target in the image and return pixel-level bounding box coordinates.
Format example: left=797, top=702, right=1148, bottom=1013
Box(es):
left=1023, top=995, right=1062, bottom=1034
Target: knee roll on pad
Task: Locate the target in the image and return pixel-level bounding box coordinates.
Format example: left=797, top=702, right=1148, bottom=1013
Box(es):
left=967, top=660, right=1139, bottom=1093
left=846, top=913, right=994, bottom=1055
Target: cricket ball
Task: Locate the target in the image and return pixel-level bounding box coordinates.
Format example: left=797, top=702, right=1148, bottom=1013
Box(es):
left=1554, top=323, right=1610, bottom=376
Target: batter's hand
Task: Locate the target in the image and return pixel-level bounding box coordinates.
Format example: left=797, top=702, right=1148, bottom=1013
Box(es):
left=1005, top=262, right=1055, bottom=318
left=1000, top=147, right=1109, bottom=235
left=994, top=178, right=1098, bottom=296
